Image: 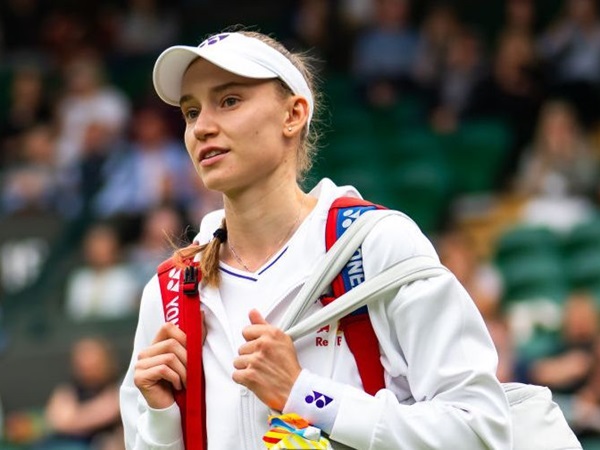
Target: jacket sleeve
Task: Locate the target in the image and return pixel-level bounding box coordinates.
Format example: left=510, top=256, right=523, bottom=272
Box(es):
left=283, top=215, right=512, bottom=449
left=119, top=276, right=185, bottom=450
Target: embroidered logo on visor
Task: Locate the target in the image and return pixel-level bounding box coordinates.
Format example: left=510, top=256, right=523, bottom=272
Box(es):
left=305, top=391, right=333, bottom=408
left=199, top=33, right=229, bottom=48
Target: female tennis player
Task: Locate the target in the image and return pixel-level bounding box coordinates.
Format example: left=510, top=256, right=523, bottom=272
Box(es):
left=119, top=29, right=511, bottom=450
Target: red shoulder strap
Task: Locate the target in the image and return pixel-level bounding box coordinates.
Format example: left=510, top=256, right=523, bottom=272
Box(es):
left=157, top=258, right=206, bottom=450
left=324, top=197, right=386, bottom=395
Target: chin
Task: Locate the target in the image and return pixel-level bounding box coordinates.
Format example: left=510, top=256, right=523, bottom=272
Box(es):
left=200, top=172, right=234, bottom=195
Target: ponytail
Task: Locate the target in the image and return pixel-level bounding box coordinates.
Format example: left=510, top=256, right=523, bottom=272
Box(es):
left=172, top=218, right=227, bottom=287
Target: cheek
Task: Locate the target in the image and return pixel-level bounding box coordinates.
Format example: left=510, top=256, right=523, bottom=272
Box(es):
left=183, top=128, right=198, bottom=163
left=183, top=127, right=194, bottom=153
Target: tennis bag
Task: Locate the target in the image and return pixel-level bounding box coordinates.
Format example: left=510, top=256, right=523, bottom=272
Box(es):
left=158, top=197, right=582, bottom=450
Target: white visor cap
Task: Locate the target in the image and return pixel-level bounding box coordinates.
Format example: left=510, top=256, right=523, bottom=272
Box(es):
left=153, top=32, right=314, bottom=127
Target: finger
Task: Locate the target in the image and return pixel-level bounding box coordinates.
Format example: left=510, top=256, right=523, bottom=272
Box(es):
left=136, top=365, right=183, bottom=391
left=138, top=338, right=188, bottom=367
left=249, top=309, right=268, bottom=325
left=135, top=358, right=185, bottom=391
left=232, top=354, right=250, bottom=371
left=136, top=353, right=187, bottom=388
left=152, top=322, right=187, bottom=347
left=231, top=368, right=247, bottom=387
left=240, top=310, right=269, bottom=341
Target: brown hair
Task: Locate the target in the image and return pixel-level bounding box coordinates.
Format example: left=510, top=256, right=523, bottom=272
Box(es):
left=173, top=29, right=322, bottom=287
left=237, top=29, right=323, bottom=180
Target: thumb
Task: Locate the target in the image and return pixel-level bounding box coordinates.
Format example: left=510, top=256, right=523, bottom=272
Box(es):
left=248, top=309, right=268, bottom=325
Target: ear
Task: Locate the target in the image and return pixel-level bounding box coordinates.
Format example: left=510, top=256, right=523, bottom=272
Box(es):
left=283, top=95, right=310, bottom=137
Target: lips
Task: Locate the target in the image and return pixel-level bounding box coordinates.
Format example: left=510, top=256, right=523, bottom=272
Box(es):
left=199, top=147, right=229, bottom=162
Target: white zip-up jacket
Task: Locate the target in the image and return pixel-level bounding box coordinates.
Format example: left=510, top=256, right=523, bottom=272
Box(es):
left=120, top=178, right=512, bottom=450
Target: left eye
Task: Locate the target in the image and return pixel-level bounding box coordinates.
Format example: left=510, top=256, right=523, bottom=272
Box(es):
left=222, top=97, right=239, bottom=107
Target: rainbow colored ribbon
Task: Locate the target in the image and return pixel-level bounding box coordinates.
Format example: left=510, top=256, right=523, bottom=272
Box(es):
left=262, top=413, right=332, bottom=449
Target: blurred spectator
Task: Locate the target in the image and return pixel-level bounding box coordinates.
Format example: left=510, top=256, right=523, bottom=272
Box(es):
left=527, top=291, right=597, bottom=393
left=412, top=2, right=461, bottom=92
left=569, top=338, right=600, bottom=439
left=114, top=0, right=180, bottom=57
left=39, top=9, right=91, bottom=68
left=126, top=205, right=184, bottom=287
left=428, top=27, right=485, bottom=133
left=514, top=99, right=599, bottom=230
left=1, top=124, right=67, bottom=217
left=54, top=54, right=131, bottom=169
left=92, top=105, right=193, bottom=219
left=38, top=336, right=124, bottom=450
left=466, top=29, right=544, bottom=180
left=524, top=291, right=600, bottom=438
left=351, top=0, right=418, bottom=107
left=538, top=0, right=600, bottom=127
left=503, top=0, right=537, bottom=36
left=287, top=0, right=348, bottom=72
left=0, top=64, right=52, bottom=167
left=338, top=0, right=375, bottom=32
left=64, top=224, right=140, bottom=322
left=67, top=122, right=129, bottom=217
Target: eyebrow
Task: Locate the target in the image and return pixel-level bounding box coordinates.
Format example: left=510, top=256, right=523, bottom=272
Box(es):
left=179, top=80, right=270, bottom=106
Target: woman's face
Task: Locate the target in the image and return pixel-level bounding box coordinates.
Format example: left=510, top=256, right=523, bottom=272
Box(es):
left=180, top=58, right=294, bottom=196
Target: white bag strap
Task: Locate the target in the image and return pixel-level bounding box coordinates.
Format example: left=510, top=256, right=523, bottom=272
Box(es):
left=286, top=255, right=448, bottom=340
left=278, top=208, right=448, bottom=340
left=278, top=209, right=404, bottom=332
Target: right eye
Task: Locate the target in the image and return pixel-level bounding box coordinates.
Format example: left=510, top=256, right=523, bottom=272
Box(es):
left=182, top=108, right=199, bottom=122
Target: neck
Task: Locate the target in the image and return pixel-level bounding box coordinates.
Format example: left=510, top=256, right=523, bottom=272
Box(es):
left=222, top=181, right=316, bottom=271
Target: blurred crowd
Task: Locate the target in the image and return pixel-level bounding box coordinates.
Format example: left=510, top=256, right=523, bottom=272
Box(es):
left=4, top=0, right=600, bottom=447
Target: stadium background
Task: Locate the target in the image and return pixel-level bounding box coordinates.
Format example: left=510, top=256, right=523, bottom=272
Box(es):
left=3, top=0, right=600, bottom=448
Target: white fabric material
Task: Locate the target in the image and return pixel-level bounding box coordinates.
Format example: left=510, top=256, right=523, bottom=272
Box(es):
left=152, top=32, right=314, bottom=126
left=120, top=178, right=511, bottom=450
left=504, top=383, right=582, bottom=450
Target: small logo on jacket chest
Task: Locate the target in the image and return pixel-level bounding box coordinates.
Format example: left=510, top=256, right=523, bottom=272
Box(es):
left=315, top=324, right=343, bottom=347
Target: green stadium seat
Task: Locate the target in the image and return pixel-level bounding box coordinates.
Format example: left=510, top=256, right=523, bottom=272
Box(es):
left=564, top=249, right=600, bottom=295
left=324, top=132, right=383, bottom=170
left=498, top=252, right=568, bottom=304
left=444, top=119, right=512, bottom=194
left=562, top=216, right=600, bottom=257
left=108, top=55, right=155, bottom=103
left=493, top=225, right=561, bottom=267
left=384, top=159, right=452, bottom=234
left=379, top=127, right=447, bottom=168
left=329, top=166, right=389, bottom=206
left=327, top=103, right=376, bottom=137
left=366, top=94, right=428, bottom=133
left=322, top=72, right=358, bottom=107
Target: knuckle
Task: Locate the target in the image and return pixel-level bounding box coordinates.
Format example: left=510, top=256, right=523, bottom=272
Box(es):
left=164, top=338, right=178, bottom=351
left=157, top=364, right=171, bottom=379
left=164, top=353, right=178, bottom=365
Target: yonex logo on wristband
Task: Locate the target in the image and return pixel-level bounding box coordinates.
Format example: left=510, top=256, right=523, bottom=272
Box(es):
left=305, top=391, right=333, bottom=408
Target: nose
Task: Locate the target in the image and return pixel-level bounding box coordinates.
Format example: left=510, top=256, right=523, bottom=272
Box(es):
left=193, top=108, right=218, bottom=141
